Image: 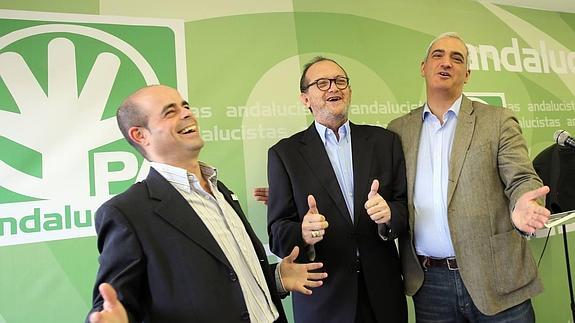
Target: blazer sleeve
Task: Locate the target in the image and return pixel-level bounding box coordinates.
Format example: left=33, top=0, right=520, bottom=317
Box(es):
left=87, top=203, right=145, bottom=323
left=383, top=130, right=409, bottom=240
left=496, top=108, right=544, bottom=211
left=267, top=145, right=310, bottom=262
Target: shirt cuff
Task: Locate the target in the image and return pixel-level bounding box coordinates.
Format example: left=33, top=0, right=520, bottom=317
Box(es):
left=274, top=261, right=288, bottom=295
left=511, top=222, right=534, bottom=237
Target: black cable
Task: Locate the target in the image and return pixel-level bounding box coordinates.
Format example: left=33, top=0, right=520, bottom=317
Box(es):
left=537, top=227, right=552, bottom=268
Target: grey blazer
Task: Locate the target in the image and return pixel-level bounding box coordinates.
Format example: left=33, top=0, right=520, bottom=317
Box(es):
left=388, top=95, right=544, bottom=315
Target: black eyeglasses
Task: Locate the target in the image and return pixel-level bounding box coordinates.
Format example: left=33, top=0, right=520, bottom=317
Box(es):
left=303, top=76, right=350, bottom=91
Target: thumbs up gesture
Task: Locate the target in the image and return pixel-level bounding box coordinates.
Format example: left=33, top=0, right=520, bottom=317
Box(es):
left=302, top=195, right=329, bottom=245
left=364, top=179, right=391, bottom=224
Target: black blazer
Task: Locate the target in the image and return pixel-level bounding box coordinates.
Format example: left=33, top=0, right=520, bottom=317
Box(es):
left=87, top=168, right=287, bottom=323
left=267, top=122, right=408, bottom=323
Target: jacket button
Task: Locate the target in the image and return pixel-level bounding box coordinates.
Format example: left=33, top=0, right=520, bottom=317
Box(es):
left=241, top=311, right=250, bottom=320
left=229, top=271, right=237, bottom=281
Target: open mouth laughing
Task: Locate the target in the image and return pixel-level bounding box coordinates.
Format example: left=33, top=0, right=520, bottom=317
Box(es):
left=326, top=95, right=342, bottom=102
left=178, top=125, right=197, bottom=134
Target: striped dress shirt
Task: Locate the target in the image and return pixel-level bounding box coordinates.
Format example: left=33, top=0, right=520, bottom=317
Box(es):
left=150, top=162, right=279, bottom=323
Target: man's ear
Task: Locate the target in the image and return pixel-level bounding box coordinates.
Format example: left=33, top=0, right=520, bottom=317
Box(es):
left=129, top=126, right=148, bottom=147
left=464, top=69, right=471, bottom=84
left=299, top=92, right=310, bottom=108
left=420, top=60, right=426, bottom=77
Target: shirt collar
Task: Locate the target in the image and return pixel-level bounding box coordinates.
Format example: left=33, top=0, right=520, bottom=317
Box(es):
left=150, top=161, right=218, bottom=192
left=422, top=95, right=463, bottom=121
left=314, top=120, right=350, bottom=145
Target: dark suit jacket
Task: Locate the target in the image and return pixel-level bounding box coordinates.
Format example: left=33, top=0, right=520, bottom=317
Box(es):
left=87, top=168, right=287, bottom=323
left=267, top=122, right=408, bottom=323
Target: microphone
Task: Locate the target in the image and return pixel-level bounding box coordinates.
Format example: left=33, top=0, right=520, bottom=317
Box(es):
left=553, top=130, right=575, bottom=149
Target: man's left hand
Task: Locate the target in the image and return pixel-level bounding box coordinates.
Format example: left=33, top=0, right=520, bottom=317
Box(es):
left=511, top=186, right=551, bottom=234
left=364, top=179, right=391, bottom=224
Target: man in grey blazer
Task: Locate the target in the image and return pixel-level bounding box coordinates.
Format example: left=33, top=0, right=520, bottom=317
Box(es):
left=387, top=32, right=551, bottom=322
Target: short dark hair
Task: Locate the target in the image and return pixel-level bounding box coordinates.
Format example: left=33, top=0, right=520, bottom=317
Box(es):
left=116, top=97, right=149, bottom=158
left=299, top=56, right=348, bottom=93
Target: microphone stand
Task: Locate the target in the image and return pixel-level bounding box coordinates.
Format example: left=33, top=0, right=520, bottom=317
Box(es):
left=556, top=146, right=575, bottom=322
left=533, top=143, right=575, bottom=321
left=561, top=224, right=575, bottom=322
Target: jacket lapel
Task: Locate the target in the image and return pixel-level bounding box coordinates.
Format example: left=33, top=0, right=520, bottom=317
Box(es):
left=401, top=108, right=424, bottom=230
left=447, top=96, right=476, bottom=206
left=145, top=168, right=232, bottom=268
left=299, top=124, right=352, bottom=225
left=351, top=123, right=371, bottom=227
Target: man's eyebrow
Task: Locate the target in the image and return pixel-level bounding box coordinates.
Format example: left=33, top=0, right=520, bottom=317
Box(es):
left=160, top=103, right=177, bottom=114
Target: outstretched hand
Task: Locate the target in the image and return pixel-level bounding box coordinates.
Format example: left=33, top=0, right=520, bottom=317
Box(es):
left=364, top=179, right=391, bottom=224
left=511, top=186, right=551, bottom=234
left=280, top=246, right=328, bottom=295
left=89, top=283, right=128, bottom=323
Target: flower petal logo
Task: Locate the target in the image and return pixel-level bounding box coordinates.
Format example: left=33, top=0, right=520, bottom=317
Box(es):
left=0, top=11, right=186, bottom=246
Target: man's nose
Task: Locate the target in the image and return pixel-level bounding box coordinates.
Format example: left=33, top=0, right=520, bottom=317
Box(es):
left=327, top=80, right=338, bottom=92
left=440, top=58, right=453, bottom=68
left=180, top=107, right=193, bottom=118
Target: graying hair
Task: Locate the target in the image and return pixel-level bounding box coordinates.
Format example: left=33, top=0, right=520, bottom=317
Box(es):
left=424, top=32, right=470, bottom=69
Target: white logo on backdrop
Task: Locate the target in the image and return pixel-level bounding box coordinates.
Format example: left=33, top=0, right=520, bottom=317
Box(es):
left=0, top=24, right=160, bottom=246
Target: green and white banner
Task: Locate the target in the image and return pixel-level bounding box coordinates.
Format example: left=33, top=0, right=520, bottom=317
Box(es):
left=0, top=1, right=574, bottom=322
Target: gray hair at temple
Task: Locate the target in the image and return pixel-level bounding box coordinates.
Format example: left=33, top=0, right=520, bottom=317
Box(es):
left=424, top=32, right=470, bottom=69
left=116, top=92, right=150, bottom=159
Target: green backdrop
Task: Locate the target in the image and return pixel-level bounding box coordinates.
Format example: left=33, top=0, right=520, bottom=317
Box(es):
left=0, top=1, right=574, bottom=322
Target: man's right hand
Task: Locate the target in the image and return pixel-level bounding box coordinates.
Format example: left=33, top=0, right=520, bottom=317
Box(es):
left=89, top=283, right=128, bottom=323
left=302, top=195, right=329, bottom=245
left=253, top=187, right=269, bottom=205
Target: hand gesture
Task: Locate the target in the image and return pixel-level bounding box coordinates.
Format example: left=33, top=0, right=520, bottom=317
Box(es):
left=89, top=283, right=128, bottom=323
left=302, top=195, right=329, bottom=245
left=364, top=179, right=391, bottom=224
left=279, top=246, right=328, bottom=295
left=253, top=187, right=269, bottom=205
left=511, top=186, right=551, bottom=234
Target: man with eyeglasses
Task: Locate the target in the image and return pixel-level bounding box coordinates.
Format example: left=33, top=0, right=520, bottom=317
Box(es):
left=266, top=57, right=408, bottom=323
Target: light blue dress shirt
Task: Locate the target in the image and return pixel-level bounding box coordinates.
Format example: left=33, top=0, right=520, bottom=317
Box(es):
left=413, top=96, right=462, bottom=258
left=314, top=121, right=355, bottom=222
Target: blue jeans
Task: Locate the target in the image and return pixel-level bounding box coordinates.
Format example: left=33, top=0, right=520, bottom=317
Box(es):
left=413, top=267, right=535, bottom=323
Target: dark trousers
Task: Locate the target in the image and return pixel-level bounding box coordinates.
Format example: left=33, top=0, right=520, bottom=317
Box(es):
left=355, top=259, right=377, bottom=323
